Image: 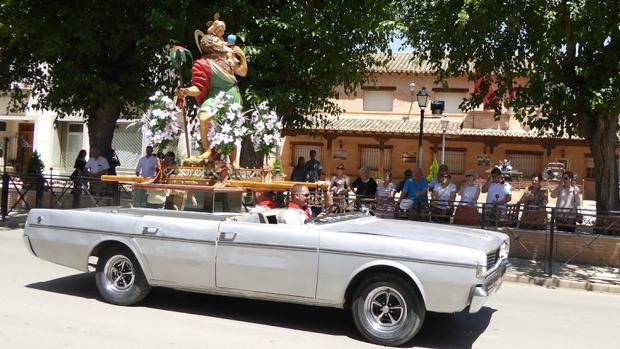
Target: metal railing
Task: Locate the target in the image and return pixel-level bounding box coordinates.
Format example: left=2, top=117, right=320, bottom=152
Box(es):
left=0, top=172, right=133, bottom=219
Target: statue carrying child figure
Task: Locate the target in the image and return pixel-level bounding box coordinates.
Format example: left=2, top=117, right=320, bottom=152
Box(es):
left=177, top=13, right=248, bottom=167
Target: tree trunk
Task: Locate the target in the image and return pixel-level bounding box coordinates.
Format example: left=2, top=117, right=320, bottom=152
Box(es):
left=87, top=101, right=121, bottom=161
left=584, top=116, right=619, bottom=215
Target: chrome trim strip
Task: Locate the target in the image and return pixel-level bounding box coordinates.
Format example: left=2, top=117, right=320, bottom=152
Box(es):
left=217, top=240, right=317, bottom=253
left=320, top=248, right=477, bottom=269
left=28, top=223, right=216, bottom=245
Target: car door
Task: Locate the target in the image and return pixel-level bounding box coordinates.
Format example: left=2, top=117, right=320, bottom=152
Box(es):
left=134, top=216, right=219, bottom=290
left=215, top=221, right=319, bottom=298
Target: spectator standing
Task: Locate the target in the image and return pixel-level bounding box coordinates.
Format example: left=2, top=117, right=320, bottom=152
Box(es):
left=84, top=147, right=110, bottom=196
left=518, top=174, right=548, bottom=229
left=109, top=149, right=121, bottom=176
left=290, top=156, right=306, bottom=182
left=70, top=149, right=87, bottom=194
left=352, top=166, right=377, bottom=199
left=430, top=173, right=457, bottom=223
left=395, top=169, right=412, bottom=194
left=329, top=163, right=351, bottom=211
left=482, top=167, right=512, bottom=224
left=85, top=147, right=110, bottom=178
left=135, top=145, right=159, bottom=178
left=134, top=145, right=160, bottom=207
left=376, top=171, right=396, bottom=215
left=429, top=164, right=450, bottom=192
left=304, top=150, right=323, bottom=182
left=453, top=169, right=481, bottom=225
left=376, top=171, right=395, bottom=199
left=70, top=149, right=87, bottom=179
left=550, top=171, right=580, bottom=232
left=399, top=167, right=429, bottom=220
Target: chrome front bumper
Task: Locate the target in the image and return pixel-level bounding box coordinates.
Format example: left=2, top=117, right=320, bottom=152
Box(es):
left=469, top=258, right=510, bottom=313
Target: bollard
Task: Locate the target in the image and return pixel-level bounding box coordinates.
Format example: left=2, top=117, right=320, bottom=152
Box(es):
left=35, top=175, right=44, bottom=208
left=112, top=182, right=120, bottom=206
left=1, top=172, right=9, bottom=220
left=547, top=208, right=556, bottom=277
left=72, top=176, right=81, bottom=208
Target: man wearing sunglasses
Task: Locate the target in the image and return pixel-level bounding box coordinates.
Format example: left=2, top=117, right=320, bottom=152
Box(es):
left=282, top=184, right=313, bottom=225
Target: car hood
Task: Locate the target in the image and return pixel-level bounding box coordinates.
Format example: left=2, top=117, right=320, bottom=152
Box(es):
left=322, top=216, right=506, bottom=252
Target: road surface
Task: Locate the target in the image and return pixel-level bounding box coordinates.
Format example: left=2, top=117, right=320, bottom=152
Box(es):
left=1, top=227, right=618, bottom=348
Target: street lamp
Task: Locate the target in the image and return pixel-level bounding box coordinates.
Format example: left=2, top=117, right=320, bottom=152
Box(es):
left=431, top=100, right=447, bottom=163
left=416, top=87, right=429, bottom=168
left=440, top=115, right=449, bottom=164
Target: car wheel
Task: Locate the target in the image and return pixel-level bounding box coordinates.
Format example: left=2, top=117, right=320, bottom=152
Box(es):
left=352, top=274, right=425, bottom=346
left=95, top=246, right=150, bottom=306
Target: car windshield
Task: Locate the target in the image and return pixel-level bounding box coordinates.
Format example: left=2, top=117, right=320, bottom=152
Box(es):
left=310, top=211, right=371, bottom=225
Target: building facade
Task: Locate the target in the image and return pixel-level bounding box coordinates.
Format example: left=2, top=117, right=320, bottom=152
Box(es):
left=281, top=54, right=598, bottom=195
left=0, top=91, right=144, bottom=175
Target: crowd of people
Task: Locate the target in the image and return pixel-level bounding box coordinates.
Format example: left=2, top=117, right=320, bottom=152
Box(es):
left=288, top=149, right=581, bottom=230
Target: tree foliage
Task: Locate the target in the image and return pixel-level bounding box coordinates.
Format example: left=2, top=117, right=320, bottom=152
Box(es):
left=0, top=0, right=396, bottom=160
left=400, top=0, right=620, bottom=213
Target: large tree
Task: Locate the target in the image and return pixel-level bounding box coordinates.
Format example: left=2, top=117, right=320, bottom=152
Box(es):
left=400, top=0, right=620, bottom=214
left=0, top=0, right=395, bottom=165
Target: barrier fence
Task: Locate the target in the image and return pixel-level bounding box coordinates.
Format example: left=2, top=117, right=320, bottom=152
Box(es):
left=2, top=172, right=618, bottom=277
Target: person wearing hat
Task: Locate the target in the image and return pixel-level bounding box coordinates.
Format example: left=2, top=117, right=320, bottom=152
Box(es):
left=454, top=169, right=481, bottom=225
left=482, top=167, right=512, bottom=224
left=396, top=168, right=413, bottom=194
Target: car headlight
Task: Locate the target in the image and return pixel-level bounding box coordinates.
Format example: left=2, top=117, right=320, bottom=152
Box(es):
left=499, top=241, right=509, bottom=260
left=476, top=264, right=487, bottom=279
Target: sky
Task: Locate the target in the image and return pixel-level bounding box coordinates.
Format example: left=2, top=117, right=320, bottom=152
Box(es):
left=389, top=36, right=413, bottom=53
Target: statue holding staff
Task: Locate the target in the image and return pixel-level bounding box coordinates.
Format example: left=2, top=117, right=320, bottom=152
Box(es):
left=177, top=13, right=248, bottom=164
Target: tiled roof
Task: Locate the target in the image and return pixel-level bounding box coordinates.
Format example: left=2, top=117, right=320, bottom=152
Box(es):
left=369, top=53, right=438, bottom=74
left=302, top=116, right=572, bottom=139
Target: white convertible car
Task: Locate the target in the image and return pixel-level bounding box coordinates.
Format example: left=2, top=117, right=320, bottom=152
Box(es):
left=23, top=207, right=509, bottom=346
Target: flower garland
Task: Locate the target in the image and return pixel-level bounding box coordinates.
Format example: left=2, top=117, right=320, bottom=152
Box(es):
left=206, top=92, right=248, bottom=156
left=249, top=101, right=283, bottom=154
left=141, top=91, right=183, bottom=153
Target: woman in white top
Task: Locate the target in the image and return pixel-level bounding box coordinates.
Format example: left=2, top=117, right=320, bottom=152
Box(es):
left=375, top=171, right=396, bottom=215
left=329, top=163, right=351, bottom=211
left=430, top=173, right=457, bottom=223
left=454, top=169, right=481, bottom=226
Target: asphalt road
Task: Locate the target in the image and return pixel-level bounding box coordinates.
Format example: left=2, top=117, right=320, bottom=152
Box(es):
left=1, top=227, right=618, bottom=349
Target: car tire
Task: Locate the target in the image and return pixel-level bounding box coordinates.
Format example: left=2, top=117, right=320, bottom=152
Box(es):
left=95, top=245, right=151, bottom=306
left=351, top=273, right=425, bottom=346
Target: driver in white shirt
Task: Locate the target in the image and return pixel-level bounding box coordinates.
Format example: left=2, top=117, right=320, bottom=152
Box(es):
left=282, top=184, right=312, bottom=225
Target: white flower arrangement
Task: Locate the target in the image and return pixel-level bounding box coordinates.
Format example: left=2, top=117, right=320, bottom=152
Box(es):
left=206, top=92, right=248, bottom=156
left=141, top=91, right=183, bottom=152
left=249, top=101, right=283, bottom=154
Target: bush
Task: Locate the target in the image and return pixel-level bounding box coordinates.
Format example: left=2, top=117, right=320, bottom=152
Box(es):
left=20, top=151, right=45, bottom=187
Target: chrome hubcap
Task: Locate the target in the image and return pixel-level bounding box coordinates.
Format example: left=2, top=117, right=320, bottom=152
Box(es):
left=364, top=286, right=407, bottom=333
left=104, top=255, right=135, bottom=292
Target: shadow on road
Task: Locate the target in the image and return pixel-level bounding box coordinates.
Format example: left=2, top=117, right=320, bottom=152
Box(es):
left=27, top=273, right=496, bottom=348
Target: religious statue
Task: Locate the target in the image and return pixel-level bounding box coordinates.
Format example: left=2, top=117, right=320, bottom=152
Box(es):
left=177, top=13, right=248, bottom=165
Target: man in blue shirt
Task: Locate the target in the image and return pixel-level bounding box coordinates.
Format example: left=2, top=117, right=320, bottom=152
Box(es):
left=399, top=167, right=429, bottom=220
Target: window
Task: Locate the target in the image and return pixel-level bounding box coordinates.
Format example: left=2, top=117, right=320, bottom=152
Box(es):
left=444, top=150, right=465, bottom=175
left=434, top=92, right=467, bottom=114
left=291, top=144, right=322, bottom=166
left=359, top=146, right=392, bottom=172
left=363, top=90, right=394, bottom=112
left=585, top=156, right=594, bottom=179
left=112, top=122, right=143, bottom=170
left=506, top=152, right=543, bottom=177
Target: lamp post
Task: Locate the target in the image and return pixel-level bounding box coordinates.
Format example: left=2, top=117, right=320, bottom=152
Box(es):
left=440, top=115, right=449, bottom=164
left=416, top=87, right=429, bottom=168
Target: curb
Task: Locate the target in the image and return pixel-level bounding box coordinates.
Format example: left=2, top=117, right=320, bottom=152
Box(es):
left=505, top=272, right=620, bottom=294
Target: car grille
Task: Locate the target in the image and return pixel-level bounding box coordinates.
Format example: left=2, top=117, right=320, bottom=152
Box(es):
left=487, top=249, right=499, bottom=270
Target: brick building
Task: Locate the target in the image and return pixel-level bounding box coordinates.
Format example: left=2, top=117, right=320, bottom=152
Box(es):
left=281, top=53, right=598, bottom=196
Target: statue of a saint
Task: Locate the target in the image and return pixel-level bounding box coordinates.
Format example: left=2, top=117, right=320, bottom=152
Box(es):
left=178, top=14, right=248, bottom=164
